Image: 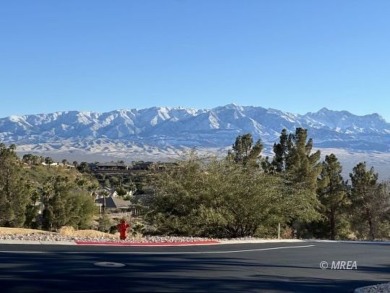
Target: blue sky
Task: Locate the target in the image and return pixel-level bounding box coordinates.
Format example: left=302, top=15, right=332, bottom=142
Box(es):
left=1, top=0, right=390, bottom=120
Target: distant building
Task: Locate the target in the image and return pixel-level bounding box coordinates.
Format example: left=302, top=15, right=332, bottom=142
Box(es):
left=94, top=162, right=128, bottom=171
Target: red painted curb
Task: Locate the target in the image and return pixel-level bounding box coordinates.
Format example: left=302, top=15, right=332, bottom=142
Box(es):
left=75, top=240, right=220, bottom=246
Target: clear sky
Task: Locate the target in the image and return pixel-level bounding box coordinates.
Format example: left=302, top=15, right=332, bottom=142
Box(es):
left=1, top=0, right=390, bottom=120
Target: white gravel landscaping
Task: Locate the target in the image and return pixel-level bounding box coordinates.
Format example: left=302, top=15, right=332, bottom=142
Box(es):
left=354, top=283, right=390, bottom=293
left=0, top=233, right=218, bottom=243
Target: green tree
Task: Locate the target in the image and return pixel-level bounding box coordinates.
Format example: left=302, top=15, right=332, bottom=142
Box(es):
left=271, top=128, right=322, bottom=237
left=228, top=133, right=263, bottom=168
left=41, top=175, right=96, bottom=230
left=22, top=154, right=34, bottom=166
left=147, top=152, right=319, bottom=238
left=285, top=128, right=322, bottom=190
left=316, top=154, right=348, bottom=239
left=0, top=144, right=29, bottom=227
left=272, top=128, right=322, bottom=189
left=77, top=162, right=91, bottom=173
left=349, top=162, right=389, bottom=240
left=44, top=157, right=54, bottom=165
left=271, top=129, right=290, bottom=173
left=374, top=181, right=390, bottom=238
left=23, top=154, right=44, bottom=166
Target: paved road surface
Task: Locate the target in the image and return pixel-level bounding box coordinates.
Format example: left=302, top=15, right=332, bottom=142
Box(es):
left=0, top=241, right=388, bottom=292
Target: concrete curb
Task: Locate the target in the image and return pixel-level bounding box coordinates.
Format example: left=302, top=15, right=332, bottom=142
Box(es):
left=218, top=239, right=305, bottom=244
left=75, top=240, right=220, bottom=246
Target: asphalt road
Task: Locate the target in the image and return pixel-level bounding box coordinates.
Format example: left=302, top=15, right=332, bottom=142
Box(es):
left=0, top=241, right=388, bottom=293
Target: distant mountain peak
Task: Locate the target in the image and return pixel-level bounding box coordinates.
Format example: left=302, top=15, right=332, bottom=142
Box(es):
left=316, top=107, right=332, bottom=114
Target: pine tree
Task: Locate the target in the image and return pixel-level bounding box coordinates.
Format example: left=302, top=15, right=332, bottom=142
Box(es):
left=271, top=128, right=322, bottom=237
left=271, top=129, right=290, bottom=172
left=317, top=154, right=348, bottom=239
left=285, top=128, right=322, bottom=190
left=349, top=162, right=384, bottom=240
left=228, top=133, right=263, bottom=168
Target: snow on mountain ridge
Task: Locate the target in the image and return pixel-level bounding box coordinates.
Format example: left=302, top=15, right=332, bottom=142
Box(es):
left=303, top=108, right=389, bottom=133
left=1, top=105, right=390, bottom=153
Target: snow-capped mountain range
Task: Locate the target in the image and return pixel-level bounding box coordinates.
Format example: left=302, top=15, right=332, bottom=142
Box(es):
left=2, top=104, right=390, bottom=150
left=2, top=104, right=390, bottom=177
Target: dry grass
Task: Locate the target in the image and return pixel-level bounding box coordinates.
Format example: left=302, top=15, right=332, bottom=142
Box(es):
left=0, top=227, right=51, bottom=235
left=58, top=226, right=117, bottom=239
left=0, top=226, right=117, bottom=239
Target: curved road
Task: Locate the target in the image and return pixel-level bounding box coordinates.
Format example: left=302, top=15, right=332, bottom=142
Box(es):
left=0, top=241, right=388, bottom=292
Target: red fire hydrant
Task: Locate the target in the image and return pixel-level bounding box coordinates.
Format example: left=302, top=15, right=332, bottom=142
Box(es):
left=117, top=218, right=130, bottom=240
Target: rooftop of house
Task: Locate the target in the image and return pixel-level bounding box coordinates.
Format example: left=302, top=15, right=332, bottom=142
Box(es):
left=95, top=196, right=131, bottom=209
